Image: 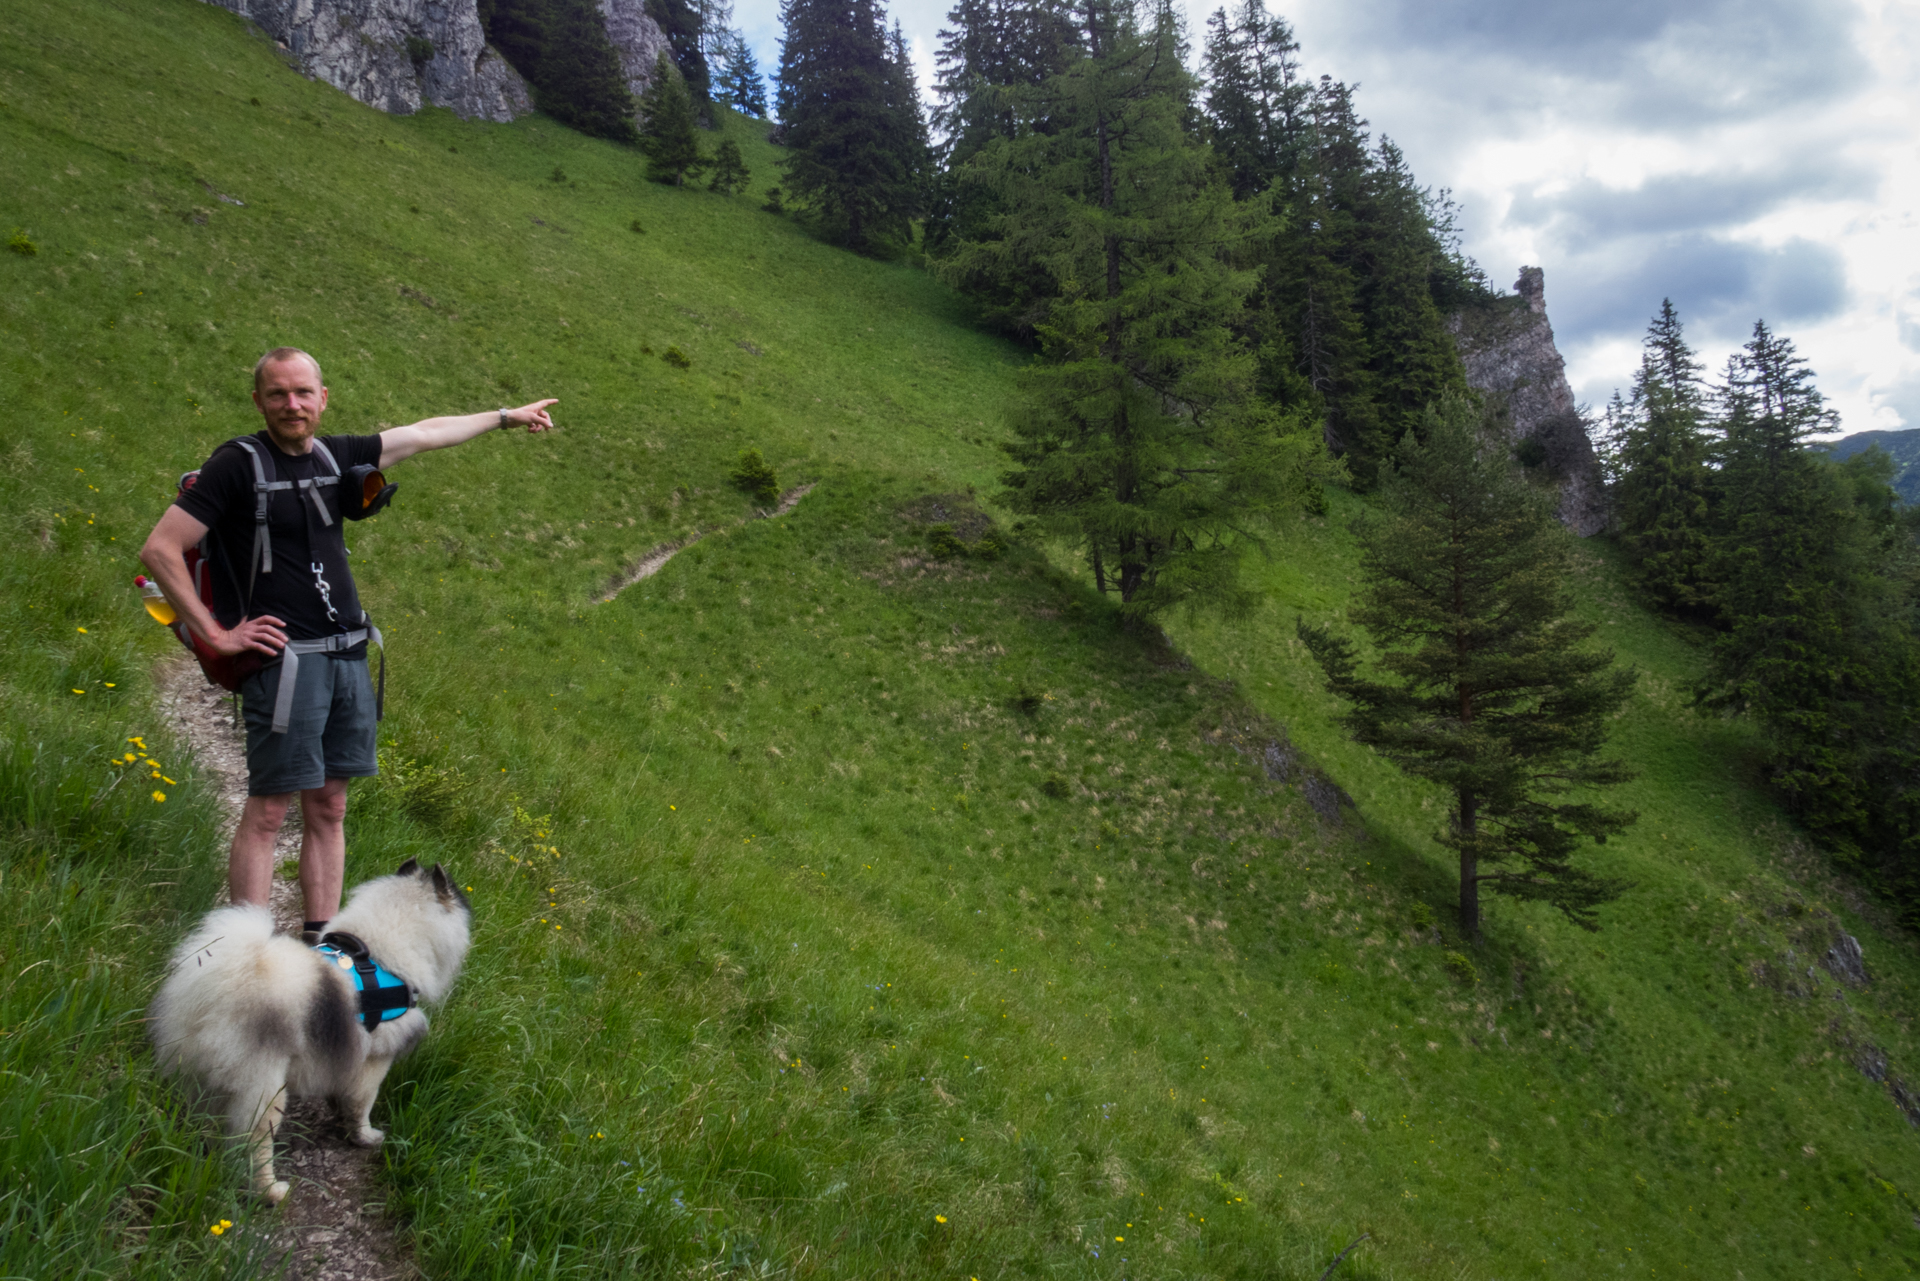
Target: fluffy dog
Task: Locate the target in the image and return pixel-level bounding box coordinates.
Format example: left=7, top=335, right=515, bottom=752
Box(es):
left=149, top=860, right=471, bottom=1202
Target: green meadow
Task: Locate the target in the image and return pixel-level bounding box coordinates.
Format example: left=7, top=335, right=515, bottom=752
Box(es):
left=4, top=0, right=1920, bottom=1276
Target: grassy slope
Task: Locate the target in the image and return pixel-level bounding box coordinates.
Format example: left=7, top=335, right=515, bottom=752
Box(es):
left=4, top=1, right=1920, bottom=1277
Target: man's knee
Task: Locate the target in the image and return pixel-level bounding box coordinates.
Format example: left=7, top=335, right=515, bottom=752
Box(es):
left=301, top=780, right=349, bottom=827
left=238, top=793, right=292, bottom=835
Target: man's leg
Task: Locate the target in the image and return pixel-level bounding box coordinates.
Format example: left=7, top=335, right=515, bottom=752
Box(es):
left=230, top=793, right=293, bottom=906
left=298, top=777, right=350, bottom=925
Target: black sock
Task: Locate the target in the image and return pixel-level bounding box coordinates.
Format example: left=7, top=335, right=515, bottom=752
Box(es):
left=304, top=920, right=330, bottom=936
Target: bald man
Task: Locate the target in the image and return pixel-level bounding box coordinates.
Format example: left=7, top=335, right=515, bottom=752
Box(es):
left=141, top=347, right=556, bottom=938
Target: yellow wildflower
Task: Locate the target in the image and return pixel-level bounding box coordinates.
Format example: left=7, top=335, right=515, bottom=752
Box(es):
left=151, top=791, right=166, bottom=803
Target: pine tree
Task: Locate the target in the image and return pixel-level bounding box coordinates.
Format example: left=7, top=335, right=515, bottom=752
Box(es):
left=479, top=0, right=640, bottom=142
left=1300, top=394, right=1638, bottom=936
left=648, top=0, right=713, bottom=102
left=942, top=0, right=1330, bottom=620
left=776, top=0, right=926, bottom=254
left=1612, top=300, right=1716, bottom=616
left=638, top=54, right=708, bottom=184
left=708, top=136, right=751, bottom=193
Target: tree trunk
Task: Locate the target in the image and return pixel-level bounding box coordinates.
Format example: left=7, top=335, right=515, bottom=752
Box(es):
left=1457, top=787, right=1479, bottom=938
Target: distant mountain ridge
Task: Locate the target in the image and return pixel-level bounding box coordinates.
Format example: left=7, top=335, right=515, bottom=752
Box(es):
left=1815, top=428, right=1920, bottom=503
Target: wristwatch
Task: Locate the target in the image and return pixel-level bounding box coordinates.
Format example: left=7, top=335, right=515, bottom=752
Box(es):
left=497, top=408, right=510, bottom=430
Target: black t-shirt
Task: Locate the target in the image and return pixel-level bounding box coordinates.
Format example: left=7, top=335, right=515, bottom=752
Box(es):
left=175, top=431, right=384, bottom=647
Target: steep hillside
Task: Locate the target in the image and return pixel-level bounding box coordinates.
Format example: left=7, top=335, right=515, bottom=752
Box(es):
left=1820, top=429, right=1920, bottom=503
left=6, top=2, right=1920, bottom=1278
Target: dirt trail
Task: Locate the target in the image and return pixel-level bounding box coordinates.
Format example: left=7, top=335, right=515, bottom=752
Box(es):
left=598, top=482, right=815, bottom=602
left=158, top=657, right=417, bottom=1281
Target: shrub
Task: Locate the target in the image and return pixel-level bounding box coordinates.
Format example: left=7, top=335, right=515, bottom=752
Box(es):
left=1409, top=901, right=1434, bottom=931
left=926, top=524, right=966, bottom=560
left=549, top=166, right=568, bottom=184
left=1041, top=773, right=1070, bottom=799
left=662, top=346, right=691, bottom=369
left=630, top=219, right=647, bottom=234
left=7, top=229, right=36, bottom=256
left=1443, top=951, right=1479, bottom=986
left=729, top=448, right=779, bottom=505
left=1514, top=435, right=1547, bottom=468
left=761, top=185, right=785, bottom=215
left=405, top=35, right=435, bottom=69
left=974, top=531, right=1006, bottom=561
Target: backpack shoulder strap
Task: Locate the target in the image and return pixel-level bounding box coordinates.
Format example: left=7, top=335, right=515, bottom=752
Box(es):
left=229, top=437, right=289, bottom=602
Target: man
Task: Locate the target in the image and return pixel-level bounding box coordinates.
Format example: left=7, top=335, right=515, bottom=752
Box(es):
left=140, top=347, right=556, bottom=938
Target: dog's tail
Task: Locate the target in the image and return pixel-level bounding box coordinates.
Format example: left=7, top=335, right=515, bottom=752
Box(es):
left=163, top=903, right=279, bottom=977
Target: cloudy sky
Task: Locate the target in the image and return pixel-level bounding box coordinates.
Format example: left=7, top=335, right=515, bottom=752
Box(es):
left=732, top=0, right=1920, bottom=437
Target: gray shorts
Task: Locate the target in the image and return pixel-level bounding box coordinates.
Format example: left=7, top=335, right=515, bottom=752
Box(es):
left=240, top=655, right=380, bottom=796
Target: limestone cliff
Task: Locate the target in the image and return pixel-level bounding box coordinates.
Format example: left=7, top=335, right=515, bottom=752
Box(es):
left=202, top=0, right=532, bottom=120
left=1447, top=267, right=1608, bottom=536
left=201, top=1, right=672, bottom=126
left=598, top=0, right=670, bottom=105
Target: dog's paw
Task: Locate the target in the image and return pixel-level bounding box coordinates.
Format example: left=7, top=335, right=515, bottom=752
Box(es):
left=350, top=1125, right=385, bottom=1148
left=261, top=1179, right=290, bottom=1205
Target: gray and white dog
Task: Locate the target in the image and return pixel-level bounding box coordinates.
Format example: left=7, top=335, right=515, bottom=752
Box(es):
left=149, top=860, right=471, bottom=1202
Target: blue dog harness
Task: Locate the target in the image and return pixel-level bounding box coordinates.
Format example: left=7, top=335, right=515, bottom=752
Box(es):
left=314, top=931, right=415, bottom=1031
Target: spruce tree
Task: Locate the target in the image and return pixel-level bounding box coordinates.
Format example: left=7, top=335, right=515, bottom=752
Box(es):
left=1200, top=0, right=1306, bottom=201
left=1700, top=321, right=1874, bottom=829
left=479, top=0, right=640, bottom=142
left=776, top=0, right=926, bottom=254
left=638, top=54, right=708, bottom=184
left=716, top=31, right=770, bottom=115
left=1612, top=300, right=1715, bottom=616
left=708, top=136, right=751, bottom=193
left=1300, top=395, right=1638, bottom=936
left=648, top=0, right=713, bottom=102
left=942, top=0, right=1329, bottom=620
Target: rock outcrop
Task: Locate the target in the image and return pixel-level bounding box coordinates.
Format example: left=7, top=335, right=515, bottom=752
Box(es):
left=202, top=0, right=532, bottom=122
left=598, top=0, right=670, bottom=105
left=1447, top=267, right=1608, bottom=536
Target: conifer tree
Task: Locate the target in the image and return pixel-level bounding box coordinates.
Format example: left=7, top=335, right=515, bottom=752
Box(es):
left=715, top=31, right=770, bottom=115
left=1699, top=321, right=1874, bottom=826
left=708, top=136, right=752, bottom=193
left=638, top=53, right=708, bottom=184
left=648, top=0, right=713, bottom=102
left=776, top=0, right=926, bottom=254
left=942, top=0, right=1330, bottom=620
left=1200, top=0, right=1306, bottom=200
left=1300, top=395, right=1638, bottom=936
left=1612, top=300, right=1715, bottom=616
left=480, top=0, right=640, bottom=142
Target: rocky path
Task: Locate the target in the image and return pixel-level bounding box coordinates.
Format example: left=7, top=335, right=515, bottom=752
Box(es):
left=158, top=658, right=418, bottom=1281
left=598, top=482, right=815, bottom=602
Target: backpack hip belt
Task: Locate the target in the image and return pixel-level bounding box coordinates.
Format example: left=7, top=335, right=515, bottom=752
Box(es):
left=271, top=626, right=385, bottom=735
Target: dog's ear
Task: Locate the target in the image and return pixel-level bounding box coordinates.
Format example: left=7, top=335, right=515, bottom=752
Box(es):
left=396, top=858, right=421, bottom=877
left=430, top=864, right=453, bottom=900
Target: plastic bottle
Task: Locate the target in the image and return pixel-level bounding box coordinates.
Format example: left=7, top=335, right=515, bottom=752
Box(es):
left=133, top=575, right=177, bottom=626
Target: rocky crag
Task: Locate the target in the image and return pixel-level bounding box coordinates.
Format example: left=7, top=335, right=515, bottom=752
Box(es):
left=201, top=0, right=668, bottom=125
left=1447, top=267, right=1608, bottom=536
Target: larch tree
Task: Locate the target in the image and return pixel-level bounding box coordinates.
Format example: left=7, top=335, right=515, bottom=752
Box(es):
left=1300, top=394, right=1638, bottom=937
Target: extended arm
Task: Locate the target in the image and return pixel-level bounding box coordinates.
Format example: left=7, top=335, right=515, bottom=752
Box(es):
left=378, top=398, right=558, bottom=468
left=138, top=506, right=288, bottom=656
